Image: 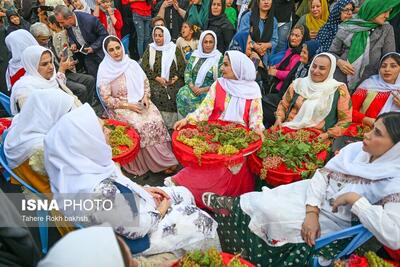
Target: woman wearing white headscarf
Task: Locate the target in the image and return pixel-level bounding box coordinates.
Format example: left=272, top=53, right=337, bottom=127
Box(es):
left=202, top=112, right=400, bottom=266
left=169, top=50, right=264, bottom=208
left=4, top=90, right=75, bottom=193
left=274, top=52, right=352, bottom=140
left=97, top=35, right=178, bottom=177
left=141, top=26, right=185, bottom=130
left=71, top=0, right=92, bottom=13
left=176, top=30, right=223, bottom=118
left=44, top=104, right=219, bottom=255
left=5, top=29, right=38, bottom=89
left=10, top=45, right=81, bottom=115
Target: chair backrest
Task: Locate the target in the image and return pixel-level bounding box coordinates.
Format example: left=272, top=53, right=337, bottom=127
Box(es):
left=121, top=34, right=130, bottom=55
left=96, top=87, right=111, bottom=117
left=0, top=92, right=12, bottom=116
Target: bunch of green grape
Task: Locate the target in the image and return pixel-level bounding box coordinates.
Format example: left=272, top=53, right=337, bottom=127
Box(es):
left=179, top=248, right=224, bottom=266
left=218, top=145, right=239, bottom=155
left=109, top=126, right=133, bottom=155
left=365, top=251, right=394, bottom=267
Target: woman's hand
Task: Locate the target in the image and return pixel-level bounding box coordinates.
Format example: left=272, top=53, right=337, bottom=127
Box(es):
left=174, top=118, right=188, bottom=130
left=273, top=118, right=283, bottom=128
left=157, top=198, right=171, bottom=217
left=190, top=84, right=202, bottom=96
left=392, top=91, right=400, bottom=108
left=268, top=66, right=277, bottom=77
left=317, top=133, right=329, bottom=141
left=332, top=192, right=362, bottom=213
left=337, top=59, right=355, bottom=76
left=301, top=212, right=321, bottom=246
left=362, top=117, right=375, bottom=128
left=128, top=103, right=143, bottom=114
left=145, top=187, right=170, bottom=206
left=156, top=77, right=168, bottom=87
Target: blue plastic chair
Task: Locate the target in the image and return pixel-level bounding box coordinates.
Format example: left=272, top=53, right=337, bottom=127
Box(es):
left=121, top=34, right=130, bottom=55
left=313, top=224, right=373, bottom=267
left=0, top=139, right=49, bottom=254
left=0, top=92, right=12, bottom=116
left=96, top=87, right=110, bottom=117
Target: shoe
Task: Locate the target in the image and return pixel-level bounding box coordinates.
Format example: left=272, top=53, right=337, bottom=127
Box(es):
left=202, top=192, right=216, bottom=208
left=164, top=176, right=176, bottom=187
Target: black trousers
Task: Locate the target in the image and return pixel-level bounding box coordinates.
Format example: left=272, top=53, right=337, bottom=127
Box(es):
left=66, top=71, right=96, bottom=105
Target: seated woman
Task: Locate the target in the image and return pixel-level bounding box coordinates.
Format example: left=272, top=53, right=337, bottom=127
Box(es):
left=98, top=35, right=178, bottom=177
left=5, top=29, right=38, bottom=89
left=329, top=0, right=400, bottom=92
left=352, top=53, right=400, bottom=128
left=168, top=50, right=264, bottom=208
left=175, top=22, right=200, bottom=63
left=202, top=112, right=400, bottom=266
left=38, top=226, right=178, bottom=267
left=205, top=0, right=235, bottom=54
left=5, top=10, right=30, bottom=36
left=267, top=25, right=310, bottom=93
left=4, top=90, right=75, bottom=193
left=295, top=0, right=329, bottom=39
left=70, top=0, right=92, bottom=13
left=262, top=39, right=319, bottom=128
left=315, top=0, right=354, bottom=53
left=237, top=0, right=278, bottom=67
left=332, top=52, right=400, bottom=152
left=10, top=45, right=81, bottom=115
left=93, top=0, right=123, bottom=38
left=274, top=53, right=352, bottom=140
left=176, top=30, right=223, bottom=118
left=43, top=103, right=219, bottom=256
left=141, top=26, right=185, bottom=130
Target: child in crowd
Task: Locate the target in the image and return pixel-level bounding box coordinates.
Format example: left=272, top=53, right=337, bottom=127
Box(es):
left=175, top=21, right=199, bottom=63
left=224, top=0, right=237, bottom=28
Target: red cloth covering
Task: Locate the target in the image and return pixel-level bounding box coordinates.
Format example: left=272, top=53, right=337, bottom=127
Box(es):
left=173, top=81, right=255, bottom=208
left=97, top=9, right=124, bottom=39
left=173, top=161, right=255, bottom=209
left=121, top=0, right=151, bottom=16
left=352, top=88, right=391, bottom=123
left=10, top=68, right=26, bottom=87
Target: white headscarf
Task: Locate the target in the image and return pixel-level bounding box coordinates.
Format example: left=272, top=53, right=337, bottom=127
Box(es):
left=37, top=226, right=125, bottom=267
left=326, top=141, right=400, bottom=204
left=44, top=104, right=115, bottom=194
left=283, top=52, right=345, bottom=129
left=149, top=26, right=177, bottom=80
left=4, top=90, right=75, bottom=169
left=75, top=0, right=92, bottom=13
left=5, top=29, right=39, bottom=89
left=191, top=30, right=222, bottom=87
left=97, top=36, right=146, bottom=104
left=10, top=45, right=60, bottom=115
left=358, top=52, right=400, bottom=114
left=218, top=50, right=262, bottom=124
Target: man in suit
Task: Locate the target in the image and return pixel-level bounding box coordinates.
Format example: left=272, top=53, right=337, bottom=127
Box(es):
left=54, top=5, right=108, bottom=77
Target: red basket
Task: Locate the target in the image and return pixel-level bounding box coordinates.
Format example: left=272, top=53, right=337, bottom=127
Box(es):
left=248, top=127, right=328, bottom=187
left=104, top=119, right=140, bottom=165
left=172, top=120, right=262, bottom=168
left=172, top=252, right=256, bottom=267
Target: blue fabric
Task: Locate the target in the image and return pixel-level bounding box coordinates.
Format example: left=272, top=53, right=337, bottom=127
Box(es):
left=304, top=39, right=320, bottom=59
left=269, top=50, right=286, bottom=65
left=316, top=0, right=353, bottom=53
left=66, top=11, right=108, bottom=57
left=112, top=181, right=150, bottom=254
left=228, top=31, right=249, bottom=52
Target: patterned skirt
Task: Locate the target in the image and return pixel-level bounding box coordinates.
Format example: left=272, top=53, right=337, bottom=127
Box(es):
left=211, top=198, right=348, bottom=267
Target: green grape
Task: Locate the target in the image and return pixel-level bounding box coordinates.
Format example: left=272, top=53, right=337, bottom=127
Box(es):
left=108, top=125, right=134, bottom=156
left=218, top=145, right=239, bottom=155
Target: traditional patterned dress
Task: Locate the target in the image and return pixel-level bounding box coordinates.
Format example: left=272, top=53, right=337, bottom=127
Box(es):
left=176, top=55, right=223, bottom=117
left=100, top=74, right=178, bottom=176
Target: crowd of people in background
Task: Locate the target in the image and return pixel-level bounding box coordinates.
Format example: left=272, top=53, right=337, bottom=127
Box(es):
left=1, top=0, right=400, bottom=266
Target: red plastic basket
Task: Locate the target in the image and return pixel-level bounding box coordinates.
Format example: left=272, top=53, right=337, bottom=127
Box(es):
left=172, top=252, right=256, bottom=267
left=104, top=119, right=140, bottom=165
left=172, top=120, right=262, bottom=168
left=0, top=118, right=11, bottom=136
left=248, top=127, right=328, bottom=187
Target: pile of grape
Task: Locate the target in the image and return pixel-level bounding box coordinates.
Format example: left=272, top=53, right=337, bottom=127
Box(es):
left=108, top=125, right=134, bottom=156
left=176, top=122, right=260, bottom=164
left=365, top=251, right=394, bottom=267
left=179, top=248, right=247, bottom=267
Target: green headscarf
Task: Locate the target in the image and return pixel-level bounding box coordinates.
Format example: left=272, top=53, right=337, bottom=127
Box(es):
left=340, top=0, right=400, bottom=90
left=346, top=0, right=400, bottom=63
left=186, top=0, right=210, bottom=29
